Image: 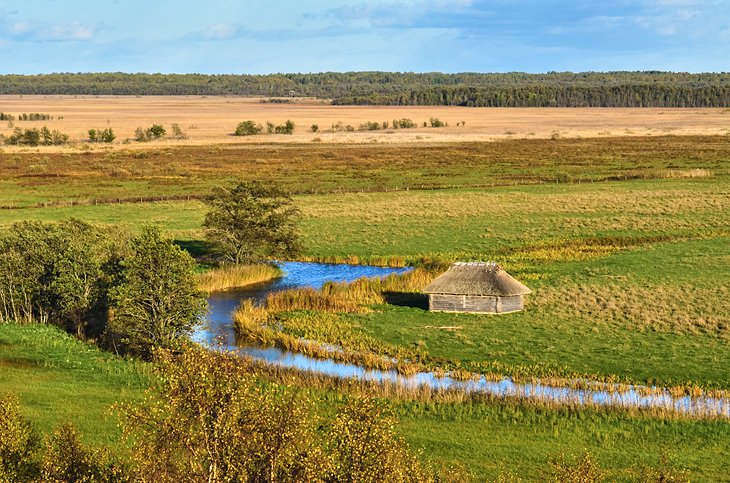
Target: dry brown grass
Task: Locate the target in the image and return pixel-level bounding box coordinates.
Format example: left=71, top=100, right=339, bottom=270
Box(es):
left=1, top=95, right=729, bottom=150
left=197, top=264, right=281, bottom=293
left=534, top=285, right=730, bottom=338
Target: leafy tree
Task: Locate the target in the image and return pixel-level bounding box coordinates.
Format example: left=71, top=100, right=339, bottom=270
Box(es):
left=119, top=348, right=325, bottom=482
left=235, top=120, right=262, bottom=136
left=204, top=182, right=301, bottom=264
left=100, top=128, right=116, bottom=143
left=274, top=120, right=295, bottom=134
left=0, top=220, right=121, bottom=337
left=88, top=128, right=99, bottom=142
left=0, top=393, right=38, bottom=482
left=108, top=227, right=206, bottom=358
left=310, top=124, right=319, bottom=133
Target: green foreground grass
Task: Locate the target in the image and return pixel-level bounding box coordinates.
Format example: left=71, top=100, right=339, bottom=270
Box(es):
left=2, top=323, right=729, bottom=481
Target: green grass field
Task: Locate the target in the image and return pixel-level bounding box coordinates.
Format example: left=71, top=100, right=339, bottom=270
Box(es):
left=1, top=136, right=729, bottom=480
left=2, top=323, right=729, bottom=481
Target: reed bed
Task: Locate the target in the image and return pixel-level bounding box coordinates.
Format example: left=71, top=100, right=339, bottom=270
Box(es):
left=236, top=352, right=730, bottom=421
left=197, top=263, right=282, bottom=293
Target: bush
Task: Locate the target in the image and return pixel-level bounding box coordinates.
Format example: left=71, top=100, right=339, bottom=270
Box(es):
left=274, top=120, right=295, bottom=134
left=541, top=452, right=604, bottom=483
left=88, top=128, right=116, bottom=143
left=358, top=121, right=381, bottom=131
left=171, top=123, right=187, bottom=139
left=3, top=126, right=70, bottom=146
left=235, top=120, right=262, bottom=136
left=134, top=124, right=166, bottom=142
left=310, top=123, right=319, bottom=133
left=0, top=393, right=38, bottom=481
left=392, top=118, right=416, bottom=129
left=429, top=118, right=447, bottom=127
left=41, top=422, right=124, bottom=482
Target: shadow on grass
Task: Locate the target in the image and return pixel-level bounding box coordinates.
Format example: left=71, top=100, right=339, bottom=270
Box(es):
left=383, top=292, right=429, bottom=310
left=175, top=239, right=216, bottom=261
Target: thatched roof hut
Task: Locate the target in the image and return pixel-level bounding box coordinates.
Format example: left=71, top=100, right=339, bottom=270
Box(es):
left=423, top=262, right=531, bottom=314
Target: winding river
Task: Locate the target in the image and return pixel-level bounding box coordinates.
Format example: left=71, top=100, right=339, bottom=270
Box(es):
left=193, top=262, right=729, bottom=418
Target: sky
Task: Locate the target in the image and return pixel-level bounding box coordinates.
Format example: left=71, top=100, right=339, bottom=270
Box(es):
left=0, top=0, right=728, bottom=74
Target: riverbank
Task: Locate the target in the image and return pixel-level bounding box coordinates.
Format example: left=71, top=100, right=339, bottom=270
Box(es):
left=197, top=263, right=283, bottom=293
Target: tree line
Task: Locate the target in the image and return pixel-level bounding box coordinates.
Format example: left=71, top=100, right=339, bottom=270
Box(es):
left=0, top=72, right=728, bottom=106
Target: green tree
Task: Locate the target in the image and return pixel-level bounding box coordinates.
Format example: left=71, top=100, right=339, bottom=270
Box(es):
left=203, top=182, right=301, bottom=264
left=88, top=128, right=99, bottom=142
left=108, top=227, right=205, bottom=358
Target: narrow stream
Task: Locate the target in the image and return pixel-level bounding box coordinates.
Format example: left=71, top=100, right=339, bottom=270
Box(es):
left=193, top=262, right=729, bottom=418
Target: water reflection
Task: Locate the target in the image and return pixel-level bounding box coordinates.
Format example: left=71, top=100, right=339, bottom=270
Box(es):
left=193, top=262, right=729, bottom=418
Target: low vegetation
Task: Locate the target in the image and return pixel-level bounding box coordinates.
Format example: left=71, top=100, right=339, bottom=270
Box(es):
left=197, top=263, right=282, bottom=293
left=2, top=126, right=69, bottom=146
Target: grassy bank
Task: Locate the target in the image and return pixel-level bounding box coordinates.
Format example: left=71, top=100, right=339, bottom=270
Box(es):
left=0, top=323, right=150, bottom=446
left=1, top=323, right=728, bottom=481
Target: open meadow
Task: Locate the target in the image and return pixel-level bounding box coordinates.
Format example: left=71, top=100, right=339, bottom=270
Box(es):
left=1, top=100, right=729, bottom=480
left=1, top=95, right=729, bottom=148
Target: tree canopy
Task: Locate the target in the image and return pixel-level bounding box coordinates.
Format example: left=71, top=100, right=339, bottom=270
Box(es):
left=204, top=182, right=301, bottom=265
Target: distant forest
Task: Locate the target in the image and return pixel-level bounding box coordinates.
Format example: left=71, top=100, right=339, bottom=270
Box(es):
left=2, top=72, right=730, bottom=107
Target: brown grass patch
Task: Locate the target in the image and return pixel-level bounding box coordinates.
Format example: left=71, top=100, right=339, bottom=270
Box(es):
left=535, top=284, right=730, bottom=338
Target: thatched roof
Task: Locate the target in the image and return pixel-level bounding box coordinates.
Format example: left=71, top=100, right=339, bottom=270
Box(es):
left=423, top=262, right=531, bottom=296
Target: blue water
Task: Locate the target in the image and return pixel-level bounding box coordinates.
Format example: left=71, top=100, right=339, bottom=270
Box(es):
left=193, top=261, right=729, bottom=418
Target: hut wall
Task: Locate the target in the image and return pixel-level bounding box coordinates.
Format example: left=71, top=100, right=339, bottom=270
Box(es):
left=464, top=295, right=497, bottom=313
left=497, top=295, right=523, bottom=313
left=429, top=294, right=464, bottom=312
left=429, top=294, right=499, bottom=313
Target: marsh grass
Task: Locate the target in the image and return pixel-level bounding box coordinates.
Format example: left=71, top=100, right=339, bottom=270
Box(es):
left=197, top=263, right=282, bottom=293
left=536, top=284, right=730, bottom=339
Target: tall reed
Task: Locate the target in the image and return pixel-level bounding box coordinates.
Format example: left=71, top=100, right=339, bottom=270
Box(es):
left=197, top=264, right=282, bottom=293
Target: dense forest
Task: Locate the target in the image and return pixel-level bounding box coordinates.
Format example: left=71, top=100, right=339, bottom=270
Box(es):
left=1, top=72, right=729, bottom=107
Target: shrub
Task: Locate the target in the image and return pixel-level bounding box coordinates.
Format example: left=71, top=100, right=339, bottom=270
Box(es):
left=310, top=124, right=319, bottom=133
left=359, top=121, right=381, bottom=131
left=429, top=117, right=446, bottom=128
left=135, top=125, right=166, bottom=142
left=171, top=123, right=187, bottom=139
left=41, top=422, right=124, bottom=482
left=89, top=128, right=115, bottom=143
left=541, top=452, right=604, bottom=483
left=274, top=120, right=295, bottom=134
left=108, top=227, right=206, bottom=359
left=392, top=118, right=415, bottom=129
left=0, top=393, right=38, bottom=481
left=235, top=120, right=262, bottom=136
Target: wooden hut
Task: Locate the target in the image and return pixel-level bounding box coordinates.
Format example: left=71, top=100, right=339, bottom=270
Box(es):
left=423, top=262, right=531, bottom=314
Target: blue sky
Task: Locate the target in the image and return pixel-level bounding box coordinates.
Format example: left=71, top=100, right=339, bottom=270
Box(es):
left=0, top=0, right=728, bottom=74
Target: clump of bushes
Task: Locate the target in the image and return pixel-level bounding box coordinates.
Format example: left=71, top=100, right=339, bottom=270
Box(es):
left=3, top=126, right=69, bottom=146
left=359, top=121, right=383, bottom=131
left=134, top=124, right=166, bottom=142
left=88, top=128, right=116, bottom=143
left=392, top=118, right=416, bottom=129
left=267, top=120, right=295, bottom=134
left=235, top=120, right=262, bottom=136
left=429, top=117, right=447, bottom=127
left=0, top=221, right=205, bottom=358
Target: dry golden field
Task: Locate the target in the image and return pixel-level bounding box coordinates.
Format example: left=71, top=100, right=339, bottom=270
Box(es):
left=0, top=95, right=729, bottom=150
